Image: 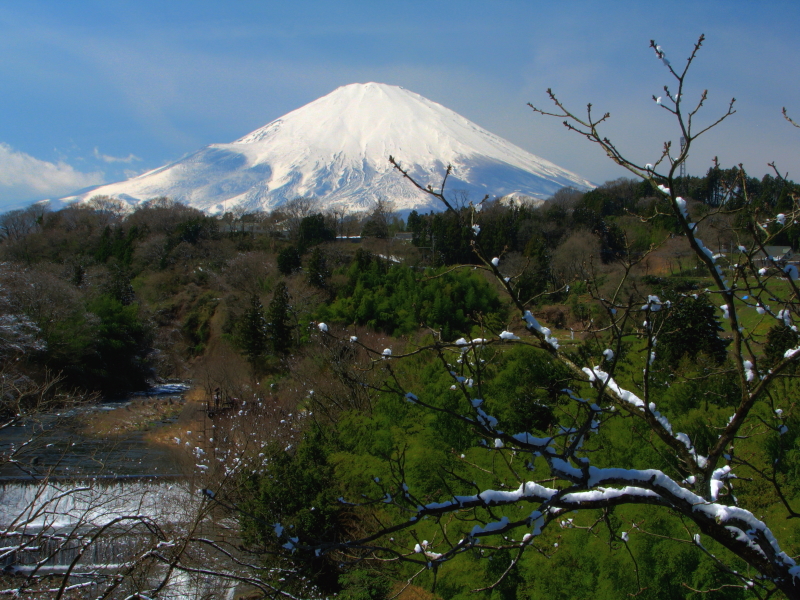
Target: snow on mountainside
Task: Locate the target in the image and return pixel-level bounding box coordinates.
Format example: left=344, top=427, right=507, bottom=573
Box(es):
left=63, top=83, right=593, bottom=215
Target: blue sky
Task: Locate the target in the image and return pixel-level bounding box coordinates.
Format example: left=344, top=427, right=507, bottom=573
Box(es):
left=1, top=1, right=799, bottom=211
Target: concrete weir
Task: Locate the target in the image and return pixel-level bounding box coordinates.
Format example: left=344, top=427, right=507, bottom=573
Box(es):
left=0, top=479, right=234, bottom=598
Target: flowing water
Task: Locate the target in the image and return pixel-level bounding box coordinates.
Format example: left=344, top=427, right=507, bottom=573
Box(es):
left=0, top=386, right=237, bottom=597
left=0, top=480, right=234, bottom=598
left=0, top=385, right=191, bottom=480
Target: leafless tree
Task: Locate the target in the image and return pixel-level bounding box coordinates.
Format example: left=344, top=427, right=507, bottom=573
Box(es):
left=0, top=205, right=46, bottom=244
left=550, top=229, right=602, bottom=286
left=217, top=35, right=800, bottom=599
left=85, top=196, right=128, bottom=227
left=276, top=196, right=320, bottom=241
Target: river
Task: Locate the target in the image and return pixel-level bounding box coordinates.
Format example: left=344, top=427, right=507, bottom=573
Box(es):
left=0, top=384, right=193, bottom=481
left=0, top=385, right=241, bottom=598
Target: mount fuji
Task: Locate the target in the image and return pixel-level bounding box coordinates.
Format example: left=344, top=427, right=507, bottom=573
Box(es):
left=64, top=83, right=592, bottom=215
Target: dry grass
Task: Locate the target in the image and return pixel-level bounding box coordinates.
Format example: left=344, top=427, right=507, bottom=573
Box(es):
left=392, top=582, right=442, bottom=600
left=80, top=394, right=192, bottom=438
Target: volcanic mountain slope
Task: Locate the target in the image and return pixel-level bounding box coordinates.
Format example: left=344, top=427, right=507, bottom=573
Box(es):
left=65, top=83, right=593, bottom=215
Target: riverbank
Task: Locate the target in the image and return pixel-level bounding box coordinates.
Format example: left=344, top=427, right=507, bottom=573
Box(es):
left=0, top=385, right=201, bottom=481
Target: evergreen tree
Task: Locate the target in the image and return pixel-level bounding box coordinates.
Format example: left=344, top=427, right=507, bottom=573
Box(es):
left=277, top=245, right=302, bottom=275
left=360, top=198, right=395, bottom=239
left=655, top=295, right=729, bottom=368
left=517, top=235, right=551, bottom=301
left=83, top=294, right=151, bottom=395
left=104, top=261, right=136, bottom=305
left=429, top=210, right=473, bottom=265
left=306, top=247, right=328, bottom=289
left=71, top=263, right=85, bottom=287
left=594, top=220, right=627, bottom=263
left=407, top=210, right=428, bottom=247
left=267, top=281, right=294, bottom=354
left=298, top=213, right=335, bottom=249
left=239, top=426, right=344, bottom=593
left=360, top=219, right=388, bottom=239
left=239, top=294, right=269, bottom=364
left=95, top=226, right=113, bottom=262
left=765, top=324, right=800, bottom=368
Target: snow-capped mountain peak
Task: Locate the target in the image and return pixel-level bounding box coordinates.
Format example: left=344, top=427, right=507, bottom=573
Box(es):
left=64, top=82, right=592, bottom=215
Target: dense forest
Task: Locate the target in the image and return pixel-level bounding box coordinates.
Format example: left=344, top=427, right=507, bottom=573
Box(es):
left=2, top=162, right=800, bottom=598
left=2, top=166, right=796, bottom=396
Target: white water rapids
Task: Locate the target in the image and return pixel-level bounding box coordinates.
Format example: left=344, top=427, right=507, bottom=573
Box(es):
left=0, top=481, right=239, bottom=598
left=0, top=480, right=194, bottom=530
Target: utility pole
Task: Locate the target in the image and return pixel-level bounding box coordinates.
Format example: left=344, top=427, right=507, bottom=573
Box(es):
left=679, top=136, right=687, bottom=180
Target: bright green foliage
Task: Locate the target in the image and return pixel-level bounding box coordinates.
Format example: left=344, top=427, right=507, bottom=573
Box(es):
left=333, top=384, right=746, bottom=598
left=320, top=254, right=504, bottom=339
left=652, top=356, right=741, bottom=456
left=281, top=330, right=768, bottom=598
left=338, top=570, right=391, bottom=600
left=485, top=345, right=572, bottom=434
left=239, top=427, right=346, bottom=593
left=766, top=384, right=800, bottom=487
left=513, top=509, right=748, bottom=600
left=327, top=349, right=484, bottom=497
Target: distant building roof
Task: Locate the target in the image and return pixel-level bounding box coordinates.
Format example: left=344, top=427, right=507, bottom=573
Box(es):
left=757, top=246, right=795, bottom=262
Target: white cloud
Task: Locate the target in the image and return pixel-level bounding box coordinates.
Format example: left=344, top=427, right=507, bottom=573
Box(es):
left=93, top=147, right=141, bottom=163
left=0, top=143, right=104, bottom=206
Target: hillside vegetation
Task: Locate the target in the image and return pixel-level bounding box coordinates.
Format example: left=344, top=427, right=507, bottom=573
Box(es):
left=1, top=165, right=800, bottom=598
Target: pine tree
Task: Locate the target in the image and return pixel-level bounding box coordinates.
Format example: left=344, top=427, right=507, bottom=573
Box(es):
left=266, top=282, right=294, bottom=355
left=298, top=213, right=335, bottom=249
left=655, top=295, right=729, bottom=367
left=239, top=294, right=268, bottom=364
left=277, top=246, right=302, bottom=275
left=306, top=247, right=328, bottom=289
left=765, top=324, right=800, bottom=367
